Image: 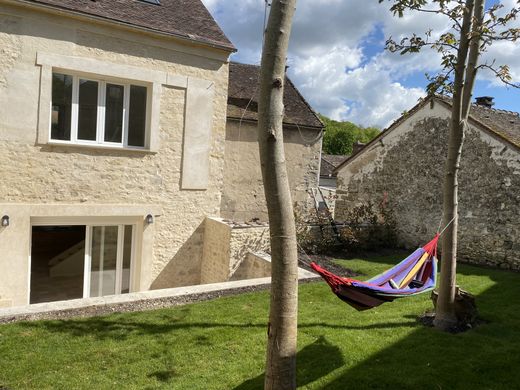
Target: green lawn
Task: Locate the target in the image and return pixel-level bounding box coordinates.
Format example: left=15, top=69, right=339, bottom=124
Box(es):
left=1, top=252, right=519, bottom=390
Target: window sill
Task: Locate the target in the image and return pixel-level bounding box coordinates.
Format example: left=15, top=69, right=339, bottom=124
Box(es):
left=42, top=141, right=158, bottom=154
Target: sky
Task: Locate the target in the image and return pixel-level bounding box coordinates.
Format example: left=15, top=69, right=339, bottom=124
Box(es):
left=201, top=0, right=520, bottom=128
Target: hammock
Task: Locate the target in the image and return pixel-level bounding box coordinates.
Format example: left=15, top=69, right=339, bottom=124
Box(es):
left=310, top=234, right=439, bottom=311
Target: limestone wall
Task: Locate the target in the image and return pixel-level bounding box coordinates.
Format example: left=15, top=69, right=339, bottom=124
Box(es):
left=0, top=4, right=230, bottom=306
left=199, top=218, right=270, bottom=284
left=335, top=101, right=520, bottom=269
left=200, top=218, right=231, bottom=284
left=221, top=120, right=322, bottom=222
left=230, top=251, right=271, bottom=281
left=229, top=222, right=270, bottom=275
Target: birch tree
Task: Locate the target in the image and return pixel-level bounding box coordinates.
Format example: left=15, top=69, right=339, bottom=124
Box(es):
left=257, top=0, right=299, bottom=388
left=381, top=0, right=519, bottom=330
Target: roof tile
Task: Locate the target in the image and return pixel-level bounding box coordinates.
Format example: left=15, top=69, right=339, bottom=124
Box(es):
left=320, top=154, right=349, bottom=177
left=227, top=62, right=324, bottom=129
left=21, top=0, right=235, bottom=51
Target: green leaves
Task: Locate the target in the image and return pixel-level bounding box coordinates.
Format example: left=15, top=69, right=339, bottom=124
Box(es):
left=320, top=115, right=379, bottom=155
left=380, top=0, right=520, bottom=94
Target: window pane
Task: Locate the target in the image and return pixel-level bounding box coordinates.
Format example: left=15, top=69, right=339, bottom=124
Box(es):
left=104, top=84, right=124, bottom=143
left=51, top=73, right=73, bottom=141
left=90, top=226, right=118, bottom=297
left=128, top=85, right=147, bottom=147
left=78, top=79, right=98, bottom=141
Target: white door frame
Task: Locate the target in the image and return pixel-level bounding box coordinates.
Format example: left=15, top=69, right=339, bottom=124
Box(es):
left=29, top=218, right=139, bottom=304
left=84, top=224, right=135, bottom=298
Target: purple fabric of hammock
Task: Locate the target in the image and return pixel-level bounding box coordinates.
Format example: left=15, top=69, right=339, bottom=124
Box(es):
left=311, top=236, right=439, bottom=311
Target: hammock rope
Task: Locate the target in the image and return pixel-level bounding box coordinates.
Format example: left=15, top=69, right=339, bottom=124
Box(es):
left=438, top=216, right=456, bottom=236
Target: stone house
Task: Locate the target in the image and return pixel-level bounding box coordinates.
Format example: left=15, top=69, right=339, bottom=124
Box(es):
left=0, top=1, right=323, bottom=308
left=0, top=0, right=236, bottom=307
left=320, top=154, right=348, bottom=189
left=335, top=95, right=520, bottom=269
left=221, top=62, right=324, bottom=222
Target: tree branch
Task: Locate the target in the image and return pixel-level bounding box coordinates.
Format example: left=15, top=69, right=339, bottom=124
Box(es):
left=479, top=64, right=520, bottom=88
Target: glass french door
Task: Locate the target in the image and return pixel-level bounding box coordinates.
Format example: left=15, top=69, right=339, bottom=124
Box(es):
left=83, top=225, right=134, bottom=298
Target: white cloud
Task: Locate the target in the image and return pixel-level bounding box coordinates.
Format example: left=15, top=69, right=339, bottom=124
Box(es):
left=481, top=40, right=520, bottom=85
left=201, top=0, right=518, bottom=128
left=479, top=1, right=520, bottom=86
left=291, top=53, right=425, bottom=127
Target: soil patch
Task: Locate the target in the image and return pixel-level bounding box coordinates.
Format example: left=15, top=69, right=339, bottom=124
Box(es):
left=417, top=311, right=487, bottom=333
left=298, top=252, right=359, bottom=278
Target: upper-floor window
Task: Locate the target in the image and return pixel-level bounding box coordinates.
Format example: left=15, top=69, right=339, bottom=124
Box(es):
left=51, top=73, right=147, bottom=148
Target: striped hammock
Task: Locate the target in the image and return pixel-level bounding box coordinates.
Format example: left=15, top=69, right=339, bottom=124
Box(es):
left=311, top=235, right=439, bottom=311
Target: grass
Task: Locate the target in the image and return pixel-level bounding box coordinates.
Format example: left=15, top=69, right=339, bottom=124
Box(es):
left=1, top=252, right=519, bottom=389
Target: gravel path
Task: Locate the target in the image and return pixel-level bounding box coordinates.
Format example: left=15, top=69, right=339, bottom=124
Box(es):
left=1, top=257, right=357, bottom=324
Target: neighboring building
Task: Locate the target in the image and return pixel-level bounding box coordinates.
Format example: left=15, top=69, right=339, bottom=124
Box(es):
left=335, top=95, right=520, bottom=269
left=0, top=0, right=235, bottom=307
left=317, top=145, right=364, bottom=216
left=316, top=154, right=348, bottom=218
left=221, top=62, right=324, bottom=222
left=320, top=154, right=349, bottom=189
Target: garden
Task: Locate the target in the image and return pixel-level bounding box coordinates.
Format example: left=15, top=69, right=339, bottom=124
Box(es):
left=1, top=252, right=519, bottom=389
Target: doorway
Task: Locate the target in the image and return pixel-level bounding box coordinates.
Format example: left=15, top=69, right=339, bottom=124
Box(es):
left=30, top=224, right=135, bottom=304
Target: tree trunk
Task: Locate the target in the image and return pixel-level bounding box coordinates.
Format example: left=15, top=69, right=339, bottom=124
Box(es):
left=434, top=0, right=484, bottom=331
left=257, top=0, right=298, bottom=389
left=461, top=0, right=485, bottom=119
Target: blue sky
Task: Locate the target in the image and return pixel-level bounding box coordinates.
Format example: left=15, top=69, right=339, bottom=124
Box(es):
left=202, top=0, right=520, bottom=128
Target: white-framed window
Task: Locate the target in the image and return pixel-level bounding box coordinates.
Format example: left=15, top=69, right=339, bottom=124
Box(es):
left=51, top=72, right=148, bottom=149
left=37, top=52, right=217, bottom=185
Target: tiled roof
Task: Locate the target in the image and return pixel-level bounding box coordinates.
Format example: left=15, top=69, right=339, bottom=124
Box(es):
left=464, top=103, right=519, bottom=148
left=227, top=62, right=324, bottom=129
left=334, top=95, right=519, bottom=173
left=320, top=154, right=349, bottom=177
left=432, top=95, right=519, bottom=147
left=19, top=0, right=235, bottom=51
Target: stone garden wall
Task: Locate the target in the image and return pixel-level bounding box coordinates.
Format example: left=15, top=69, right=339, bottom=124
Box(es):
left=335, top=101, right=520, bottom=270
left=200, top=218, right=270, bottom=284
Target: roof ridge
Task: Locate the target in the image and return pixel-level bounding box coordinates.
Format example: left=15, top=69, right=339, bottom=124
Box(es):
left=436, top=93, right=519, bottom=116
left=471, top=104, right=520, bottom=116
left=334, top=95, right=519, bottom=173
left=230, top=61, right=262, bottom=67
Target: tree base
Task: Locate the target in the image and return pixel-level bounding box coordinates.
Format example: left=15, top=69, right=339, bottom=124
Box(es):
left=425, top=287, right=480, bottom=333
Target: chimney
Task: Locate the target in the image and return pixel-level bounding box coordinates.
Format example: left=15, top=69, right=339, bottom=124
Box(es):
left=475, top=96, right=495, bottom=108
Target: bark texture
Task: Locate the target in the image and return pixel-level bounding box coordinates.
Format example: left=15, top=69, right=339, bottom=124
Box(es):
left=257, top=0, right=299, bottom=388
left=434, top=0, right=485, bottom=331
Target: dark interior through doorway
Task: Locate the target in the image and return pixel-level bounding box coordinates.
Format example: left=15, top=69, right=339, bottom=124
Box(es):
left=30, top=225, right=86, bottom=304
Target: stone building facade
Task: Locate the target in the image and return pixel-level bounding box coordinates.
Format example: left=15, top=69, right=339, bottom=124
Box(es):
left=335, top=96, right=520, bottom=269
left=221, top=62, right=324, bottom=222
left=0, top=0, right=235, bottom=307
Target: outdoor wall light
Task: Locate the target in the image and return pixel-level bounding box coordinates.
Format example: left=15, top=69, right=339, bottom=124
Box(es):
left=1, top=215, right=9, bottom=227
left=146, top=214, right=154, bottom=225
